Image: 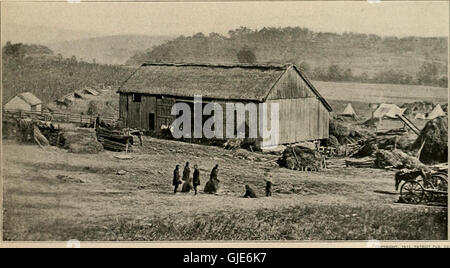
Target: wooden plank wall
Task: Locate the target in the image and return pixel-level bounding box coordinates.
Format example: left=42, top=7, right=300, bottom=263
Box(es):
left=265, top=66, right=330, bottom=145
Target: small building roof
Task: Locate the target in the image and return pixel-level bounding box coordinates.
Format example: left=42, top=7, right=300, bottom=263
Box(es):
left=118, top=63, right=332, bottom=111
left=16, top=92, right=42, bottom=106
left=82, top=87, right=100, bottom=96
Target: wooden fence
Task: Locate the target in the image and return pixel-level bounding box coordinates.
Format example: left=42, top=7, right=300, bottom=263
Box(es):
left=2, top=109, right=118, bottom=126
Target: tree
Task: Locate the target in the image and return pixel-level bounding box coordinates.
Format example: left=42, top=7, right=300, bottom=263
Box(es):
left=417, top=62, right=439, bottom=85
left=236, top=47, right=257, bottom=64
left=438, top=76, right=448, bottom=88
left=87, top=100, right=104, bottom=115
left=298, top=61, right=311, bottom=74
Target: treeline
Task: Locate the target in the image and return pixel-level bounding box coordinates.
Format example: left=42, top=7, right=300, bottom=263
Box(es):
left=2, top=42, right=133, bottom=105
left=300, top=62, right=448, bottom=88
left=127, top=27, right=448, bottom=88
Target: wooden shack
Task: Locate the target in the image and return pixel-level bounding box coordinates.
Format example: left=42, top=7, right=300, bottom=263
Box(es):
left=4, top=92, right=42, bottom=112
left=117, top=63, right=332, bottom=148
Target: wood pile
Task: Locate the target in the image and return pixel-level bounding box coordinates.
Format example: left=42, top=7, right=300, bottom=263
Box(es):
left=97, top=136, right=129, bottom=151
left=376, top=128, right=407, bottom=136
left=96, top=126, right=134, bottom=152
left=345, top=157, right=374, bottom=168
left=278, top=146, right=325, bottom=171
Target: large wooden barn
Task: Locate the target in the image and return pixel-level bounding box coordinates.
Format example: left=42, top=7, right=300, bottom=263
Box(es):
left=117, top=63, right=332, bottom=148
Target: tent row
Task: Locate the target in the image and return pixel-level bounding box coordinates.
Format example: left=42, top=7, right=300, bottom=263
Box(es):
left=56, top=87, right=100, bottom=106
left=338, top=103, right=446, bottom=120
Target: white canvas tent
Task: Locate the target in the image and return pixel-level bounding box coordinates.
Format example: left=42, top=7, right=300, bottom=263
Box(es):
left=339, top=103, right=357, bottom=118
left=427, top=104, right=446, bottom=120
left=372, top=103, right=406, bottom=119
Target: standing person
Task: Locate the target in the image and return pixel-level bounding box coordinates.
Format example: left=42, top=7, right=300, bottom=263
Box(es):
left=264, top=173, right=273, bottom=197
left=211, top=164, right=219, bottom=182
left=182, top=162, right=190, bottom=182
left=95, top=114, right=100, bottom=129
left=181, top=162, right=193, bottom=192
left=192, top=165, right=201, bottom=195
left=265, top=177, right=273, bottom=197
left=173, top=165, right=181, bottom=194
left=204, top=164, right=220, bottom=194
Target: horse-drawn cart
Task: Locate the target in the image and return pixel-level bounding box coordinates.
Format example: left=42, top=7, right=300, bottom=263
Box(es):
left=395, top=166, right=448, bottom=205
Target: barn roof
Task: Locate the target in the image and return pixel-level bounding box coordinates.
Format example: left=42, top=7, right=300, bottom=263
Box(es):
left=17, top=92, right=42, bottom=106
left=118, top=63, right=332, bottom=111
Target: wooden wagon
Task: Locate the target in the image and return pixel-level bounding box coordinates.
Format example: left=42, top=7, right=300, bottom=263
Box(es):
left=396, top=168, right=448, bottom=205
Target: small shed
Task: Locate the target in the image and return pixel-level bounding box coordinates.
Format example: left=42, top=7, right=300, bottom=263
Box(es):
left=82, top=87, right=100, bottom=96
left=4, top=92, right=42, bottom=112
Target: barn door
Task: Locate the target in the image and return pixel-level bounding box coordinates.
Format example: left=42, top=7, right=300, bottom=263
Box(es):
left=148, top=113, right=155, bottom=131
left=156, top=97, right=176, bottom=131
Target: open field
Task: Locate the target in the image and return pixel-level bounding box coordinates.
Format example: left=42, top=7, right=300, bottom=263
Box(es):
left=314, top=81, right=448, bottom=105
left=2, top=138, right=447, bottom=241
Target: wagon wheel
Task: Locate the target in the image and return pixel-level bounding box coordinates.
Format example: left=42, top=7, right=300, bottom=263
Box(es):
left=425, top=174, right=448, bottom=192
left=400, top=181, right=426, bottom=204
left=433, top=175, right=448, bottom=192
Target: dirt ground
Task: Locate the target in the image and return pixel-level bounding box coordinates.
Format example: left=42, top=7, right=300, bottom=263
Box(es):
left=2, top=138, right=447, bottom=241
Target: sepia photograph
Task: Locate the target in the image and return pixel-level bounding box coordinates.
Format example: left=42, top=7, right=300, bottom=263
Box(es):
left=0, top=0, right=448, bottom=246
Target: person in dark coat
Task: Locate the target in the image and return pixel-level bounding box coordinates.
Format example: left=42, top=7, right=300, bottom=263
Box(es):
left=265, top=174, right=273, bottom=197
left=95, top=114, right=100, bottom=130
left=173, top=165, right=181, bottom=194
left=244, top=184, right=257, bottom=198
left=182, top=162, right=190, bottom=182
left=181, top=162, right=193, bottom=192
left=192, top=165, right=201, bottom=195
left=204, top=164, right=220, bottom=194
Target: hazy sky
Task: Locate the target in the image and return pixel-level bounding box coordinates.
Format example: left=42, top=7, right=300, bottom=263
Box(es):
left=2, top=1, right=449, bottom=37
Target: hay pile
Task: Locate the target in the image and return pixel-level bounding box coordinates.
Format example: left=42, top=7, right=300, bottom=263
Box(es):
left=278, top=146, right=324, bottom=171
left=402, top=101, right=434, bottom=116
left=412, top=116, right=448, bottom=164
left=374, top=149, right=428, bottom=170
left=62, top=129, right=104, bottom=154
left=329, top=119, right=350, bottom=144
left=351, top=135, right=415, bottom=158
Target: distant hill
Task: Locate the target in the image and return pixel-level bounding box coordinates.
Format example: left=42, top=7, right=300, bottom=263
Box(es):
left=126, top=27, right=448, bottom=87
left=1, top=23, right=99, bottom=46
left=48, top=35, right=174, bottom=65
left=2, top=42, right=133, bottom=105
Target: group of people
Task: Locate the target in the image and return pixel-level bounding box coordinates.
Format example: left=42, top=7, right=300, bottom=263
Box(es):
left=243, top=175, right=273, bottom=198
left=172, top=163, right=273, bottom=198
left=172, top=162, right=220, bottom=195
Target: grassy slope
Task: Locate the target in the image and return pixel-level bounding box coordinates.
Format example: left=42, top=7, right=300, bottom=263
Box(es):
left=1, top=56, right=133, bottom=105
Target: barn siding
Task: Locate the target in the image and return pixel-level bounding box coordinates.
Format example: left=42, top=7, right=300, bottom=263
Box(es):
left=263, top=66, right=330, bottom=146
left=119, top=94, right=128, bottom=127
left=266, top=98, right=328, bottom=145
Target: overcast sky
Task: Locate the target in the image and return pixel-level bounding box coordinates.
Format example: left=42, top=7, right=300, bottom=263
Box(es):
left=2, top=1, right=449, bottom=37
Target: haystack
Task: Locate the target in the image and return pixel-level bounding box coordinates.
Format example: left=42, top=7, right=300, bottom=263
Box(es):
left=278, top=146, right=324, bottom=171
left=329, top=119, right=350, bottom=144
left=374, top=149, right=428, bottom=170
left=62, top=129, right=104, bottom=154
left=327, top=135, right=340, bottom=148
left=412, top=116, right=448, bottom=164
